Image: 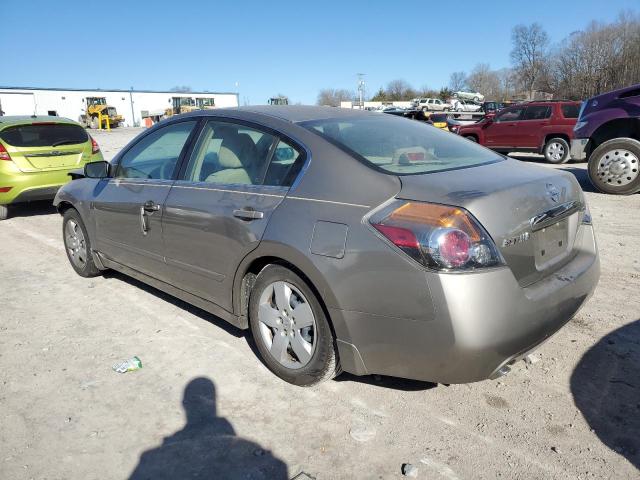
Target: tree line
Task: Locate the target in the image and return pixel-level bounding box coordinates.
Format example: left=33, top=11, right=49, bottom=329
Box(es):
left=316, top=10, right=640, bottom=105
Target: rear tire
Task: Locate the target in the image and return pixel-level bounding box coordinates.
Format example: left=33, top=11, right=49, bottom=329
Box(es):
left=0, top=205, right=8, bottom=220
left=249, top=264, right=339, bottom=386
left=544, top=137, right=570, bottom=164
left=62, top=208, right=102, bottom=277
left=588, top=137, right=640, bottom=195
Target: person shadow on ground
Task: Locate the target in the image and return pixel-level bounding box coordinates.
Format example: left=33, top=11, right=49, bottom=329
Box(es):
left=129, top=377, right=289, bottom=480
left=571, top=318, right=640, bottom=470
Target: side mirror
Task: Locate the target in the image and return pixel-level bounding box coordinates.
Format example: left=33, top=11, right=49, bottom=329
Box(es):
left=84, top=161, right=110, bottom=179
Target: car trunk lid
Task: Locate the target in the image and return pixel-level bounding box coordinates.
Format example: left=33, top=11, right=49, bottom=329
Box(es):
left=398, top=159, right=585, bottom=287
left=0, top=122, right=90, bottom=172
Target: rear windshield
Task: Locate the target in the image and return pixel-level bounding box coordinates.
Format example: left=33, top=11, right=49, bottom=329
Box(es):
left=561, top=104, right=580, bottom=118
left=0, top=123, right=88, bottom=147
left=301, top=115, right=501, bottom=175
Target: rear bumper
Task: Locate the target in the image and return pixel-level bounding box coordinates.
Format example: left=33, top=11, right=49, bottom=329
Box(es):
left=570, top=138, right=589, bottom=161
left=333, top=225, right=600, bottom=384
left=0, top=169, right=72, bottom=205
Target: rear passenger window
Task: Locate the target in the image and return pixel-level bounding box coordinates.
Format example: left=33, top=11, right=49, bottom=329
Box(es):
left=264, top=140, right=302, bottom=187
left=182, top=120, right=304, bottom=187
left=523, top=106, right=551, bottom=120
left=561, top=104, right=580, bottom=118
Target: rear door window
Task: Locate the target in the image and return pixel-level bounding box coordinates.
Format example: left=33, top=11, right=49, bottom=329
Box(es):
left=0, top=123, right=88, bottom=147
left=523, top=106, right=551, bottom=120
left=561, top=104, right=580, bottom=118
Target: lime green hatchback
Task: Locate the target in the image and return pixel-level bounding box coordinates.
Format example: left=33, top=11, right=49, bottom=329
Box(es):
left=0, top=116, right=103, bottom=219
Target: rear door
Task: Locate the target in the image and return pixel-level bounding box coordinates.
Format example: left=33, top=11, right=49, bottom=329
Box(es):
left=92, top=120, right=198, bottom=280
left=161, top=119, right=306, bottom=311
left=519, top=105, right=552, bottom=148
left=484, top=106, right=525, bottom=148
left=0, top=122, right=91, bottom=172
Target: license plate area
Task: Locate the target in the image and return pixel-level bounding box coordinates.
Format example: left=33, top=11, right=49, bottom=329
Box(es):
left=533, top=218, right=570, bottom=270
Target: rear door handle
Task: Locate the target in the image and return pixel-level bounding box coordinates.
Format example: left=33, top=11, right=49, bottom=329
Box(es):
left=233, top=208, right=264, bottom=220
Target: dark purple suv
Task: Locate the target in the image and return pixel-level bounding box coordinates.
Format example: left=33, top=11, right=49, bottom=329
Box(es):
left=571, top=83, right=640, bottom=195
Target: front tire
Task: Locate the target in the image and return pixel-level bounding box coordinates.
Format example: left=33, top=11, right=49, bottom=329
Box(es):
left=62, top=209, right=102, bottom=277
left=465, top=135, right=478, bottom=142
left=543, top=137, right=570, bottom=164
left=249, top=265, right=339, bottom=386
left=0, top=205, right=8, bottom=220
left=588, top=138, right=640, bottom=195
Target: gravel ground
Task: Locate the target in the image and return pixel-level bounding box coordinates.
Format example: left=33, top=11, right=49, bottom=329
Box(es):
left=0, top=127, right=638, bottom=479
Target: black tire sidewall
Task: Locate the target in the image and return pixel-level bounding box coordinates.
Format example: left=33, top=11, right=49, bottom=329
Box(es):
left=544, top=138, right=570, bottom=164
left=588, top=138, right=640, bottom=195
left=62, top=209, right=100, bottom=277
left=249, top=265, right=336, bottom=386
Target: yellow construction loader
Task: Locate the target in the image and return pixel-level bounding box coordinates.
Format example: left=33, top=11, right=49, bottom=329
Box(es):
left=80, top=97, right=123, bottom=129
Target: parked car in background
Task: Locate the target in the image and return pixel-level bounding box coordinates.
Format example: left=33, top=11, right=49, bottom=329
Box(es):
left=427, top=113, right=449, bottom=130
left=55, top=106, right=599, bottom=386
left=0, top=116, right=103, bottom=220
left=456, top=101, right=581, bottom=163
left=418, top=98, right=451, bottom=111
left=454, top=91, right=485, bottom=102
left=452, top=99, right=482, bottom=112
left=571, top=83, right=640, bottom=195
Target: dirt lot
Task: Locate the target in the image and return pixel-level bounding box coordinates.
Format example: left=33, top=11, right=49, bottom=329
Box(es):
left=1, top=127, right=638, bottom=479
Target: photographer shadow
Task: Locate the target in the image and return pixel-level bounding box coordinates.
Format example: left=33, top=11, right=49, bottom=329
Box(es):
left=571, top=319, right=640, bottom=469
left=129, top=377, right=288, bottom=480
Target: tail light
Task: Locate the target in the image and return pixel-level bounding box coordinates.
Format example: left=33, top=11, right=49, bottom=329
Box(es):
left=0, top=187, right=12, bottom=193
left=370, top=201, right=503, bottom=271
left=0, top=143, right=11, bottom=161
left=90, top=135, right=100, bottom=154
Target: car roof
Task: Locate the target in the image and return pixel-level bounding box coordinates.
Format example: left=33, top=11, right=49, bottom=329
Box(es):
left=0, top=115, right=80, bottom=129
left=176, top=105, right=378, bottom=124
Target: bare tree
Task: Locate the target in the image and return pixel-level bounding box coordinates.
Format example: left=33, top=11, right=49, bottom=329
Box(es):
left=385, top=79, right=416, bottom=101
left=449, top=71, right=467, bottom=91
left=316, top=88, right=354, bottom=106
left=510, top=23, right=550, bottom=99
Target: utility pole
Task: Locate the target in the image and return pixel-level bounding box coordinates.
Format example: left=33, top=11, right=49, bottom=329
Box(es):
left=129, top=87, right=136, bottom=127
left=357, top=73, right=366, bottom=110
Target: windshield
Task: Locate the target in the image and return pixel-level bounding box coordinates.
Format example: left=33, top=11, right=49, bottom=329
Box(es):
left=301, top=115, right=502, bottom=175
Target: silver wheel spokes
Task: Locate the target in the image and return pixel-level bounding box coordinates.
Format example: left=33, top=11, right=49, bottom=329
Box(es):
left=597, top=149, right=639, bottom=187
left=65, top=220, right=87, bottom=268
left=548, top=142, right=565, bottom=161
left=258, top=281, right=316, bottom=369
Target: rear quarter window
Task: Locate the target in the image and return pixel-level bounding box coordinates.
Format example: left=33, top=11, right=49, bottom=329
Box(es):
left=561, top=104, right=580, bottom=118
left=0, top=123, right=88, bottom=147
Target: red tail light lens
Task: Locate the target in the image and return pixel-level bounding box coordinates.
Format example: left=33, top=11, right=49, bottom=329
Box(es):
left=369, top=201, right=503, bottom=271
left=90, top=135, right=100, bottom=154
left=0, top=143, right=11, bottom=161
left=0, top=186, right=13, bottom=193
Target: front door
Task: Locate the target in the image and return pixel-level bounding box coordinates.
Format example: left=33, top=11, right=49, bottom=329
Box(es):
left=162, top=119, right=305, bottom=311
left=484, top=106, right=525, bottom=148
left=519, top=105, right=552, bottom=148
left=92, top=120, right=197, bottom=280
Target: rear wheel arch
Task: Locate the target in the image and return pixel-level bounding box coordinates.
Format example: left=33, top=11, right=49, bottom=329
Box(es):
left=233, top=251, right=339, bottom=337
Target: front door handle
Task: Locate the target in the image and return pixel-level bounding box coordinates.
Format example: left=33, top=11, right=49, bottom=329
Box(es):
left=233, top=208, right=264, bottom=220
left=143, top=200, right=160, bottom=213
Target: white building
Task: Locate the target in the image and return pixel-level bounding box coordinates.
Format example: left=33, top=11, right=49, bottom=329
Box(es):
left=0, top=86, right=239, bottom=127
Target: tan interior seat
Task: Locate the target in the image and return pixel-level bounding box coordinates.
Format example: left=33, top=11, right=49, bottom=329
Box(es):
left=205, top=129, right=258, bottom=185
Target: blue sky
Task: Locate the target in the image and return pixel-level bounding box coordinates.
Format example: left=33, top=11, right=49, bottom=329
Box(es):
left=2, top=0, right=638, bottom=104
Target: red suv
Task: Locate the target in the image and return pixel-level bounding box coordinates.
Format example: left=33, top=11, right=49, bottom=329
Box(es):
left=456, top=101, right=581, bottom=163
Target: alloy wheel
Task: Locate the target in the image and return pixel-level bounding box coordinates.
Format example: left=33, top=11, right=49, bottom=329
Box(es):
left=65, top=219, right=88, bottom=269
left=547, top=142, right=566, bottom=162
left=596, top=148, right=639, bottom=187
left=257, top=281, right=317, bottom=369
